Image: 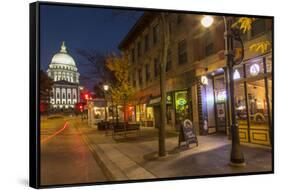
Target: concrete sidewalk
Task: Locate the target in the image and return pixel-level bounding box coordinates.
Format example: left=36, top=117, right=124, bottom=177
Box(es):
left=74, top=120, right=272, bottom=181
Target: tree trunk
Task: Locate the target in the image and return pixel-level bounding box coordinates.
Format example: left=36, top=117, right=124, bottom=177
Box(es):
left=158, top=13, right=170, bottom=157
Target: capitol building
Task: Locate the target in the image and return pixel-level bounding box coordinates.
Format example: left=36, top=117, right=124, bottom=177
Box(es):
left=47, top=41, right=80, bottom=109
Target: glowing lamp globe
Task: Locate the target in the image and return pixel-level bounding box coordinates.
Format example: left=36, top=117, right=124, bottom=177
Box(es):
left=103, top=84, right=109, bottom=91
left=201, top=16, right=214, bottom=28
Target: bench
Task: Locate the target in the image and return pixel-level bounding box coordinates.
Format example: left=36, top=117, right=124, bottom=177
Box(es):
left=112, top=122, right=140, bottom=138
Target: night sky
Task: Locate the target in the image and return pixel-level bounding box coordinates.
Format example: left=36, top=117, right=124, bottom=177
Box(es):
left=40, top=4, right=143, bottom=89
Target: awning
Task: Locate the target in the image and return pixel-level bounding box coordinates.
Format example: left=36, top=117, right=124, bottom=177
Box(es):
left=138, top=95, right=152, bottom=104
left=148, top=96, right=172, bottom=106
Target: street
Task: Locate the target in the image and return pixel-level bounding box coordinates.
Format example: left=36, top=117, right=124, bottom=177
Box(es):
left=40, top=116, right=107, bottom=186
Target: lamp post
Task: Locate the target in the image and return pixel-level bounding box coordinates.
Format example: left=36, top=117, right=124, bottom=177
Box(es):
left=201, top=15, right=245, bottom=166
left=103, top=84, right=109, bottom=121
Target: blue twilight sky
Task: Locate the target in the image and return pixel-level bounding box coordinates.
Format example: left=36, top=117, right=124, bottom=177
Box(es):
left=40, top=4, right=143, bottom=89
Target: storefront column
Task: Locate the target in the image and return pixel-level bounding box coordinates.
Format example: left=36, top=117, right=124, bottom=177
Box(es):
left=263, top=57, right=272, bottom=145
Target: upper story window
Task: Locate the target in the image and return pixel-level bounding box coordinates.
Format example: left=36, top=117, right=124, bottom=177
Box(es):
left=133, top=73, right=136, bottom=87
left=154, top=57, right=160, bottom=77
left=145, top=64, right=150, bottom=81
left=131, top=48, right=135, bottom=63
left=166, top=49, right=172, bottom=72
left=251, top=19, right=266, bottom=38
left=177, top=14, right=183, bottom=24
left=144, top=34, right=149, bottom=52
left=178, top=40, right=188, bottom=65
left=137, top=41, right=142, bottom=58
left=138, top=68, right=143, bottom=87
left=153, top=24, right=160, bottom=44
left=205, top=33, right=214, bottom=57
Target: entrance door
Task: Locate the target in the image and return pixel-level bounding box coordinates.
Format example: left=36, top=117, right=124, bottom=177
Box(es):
left=215, top=102, right=226, bottom=132
left=213, top=75, right=227, bottom=133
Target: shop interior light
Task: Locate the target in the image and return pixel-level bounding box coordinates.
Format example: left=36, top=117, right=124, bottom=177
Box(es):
left=233, top=69, right=241, bottom=80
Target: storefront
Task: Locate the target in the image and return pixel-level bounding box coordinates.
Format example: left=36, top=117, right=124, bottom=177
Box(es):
left=233, top=54, right=272, bottom=145
left=198, top=53, right=272, bottom=146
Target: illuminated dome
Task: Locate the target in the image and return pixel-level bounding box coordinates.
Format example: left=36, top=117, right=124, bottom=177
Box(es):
left=51, top=41, right=76, bottom=66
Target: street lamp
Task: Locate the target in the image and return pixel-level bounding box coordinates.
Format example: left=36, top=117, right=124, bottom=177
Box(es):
left=201, top=15, right=245, bottom=166
left=103, top=84, right=109, bottom=91
left=201, top=15, right=214, bottom=28
left=103, top=84, right=109, bottom=121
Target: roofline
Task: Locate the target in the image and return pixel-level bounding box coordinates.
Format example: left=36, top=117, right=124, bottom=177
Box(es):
left=118, top=12, right=157, bottom=50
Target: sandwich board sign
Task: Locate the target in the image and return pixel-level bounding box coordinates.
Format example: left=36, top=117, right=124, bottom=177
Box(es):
left=178, top=119, right=198, bottom=148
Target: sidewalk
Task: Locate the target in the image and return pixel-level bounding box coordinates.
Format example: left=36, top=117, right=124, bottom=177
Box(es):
left=74, top=120, right=272, bottom=181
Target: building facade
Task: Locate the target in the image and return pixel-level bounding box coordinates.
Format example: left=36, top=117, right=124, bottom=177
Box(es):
left=119, top=13, right=273, bottom=146
left=47, top=42, right=80, bottom=109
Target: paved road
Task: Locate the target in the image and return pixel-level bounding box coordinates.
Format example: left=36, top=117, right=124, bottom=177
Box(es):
left=40, top=117, right=107, bottom=186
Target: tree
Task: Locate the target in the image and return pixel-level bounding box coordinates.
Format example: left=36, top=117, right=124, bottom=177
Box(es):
left=40, top=70, right=53, bottom=112
left=105, top=54, right=134, bottom=124
left=157, top=12, right=170, bottom=157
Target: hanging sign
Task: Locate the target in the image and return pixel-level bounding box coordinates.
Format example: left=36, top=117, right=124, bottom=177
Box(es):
left=201, top=75, right=208, bottom=85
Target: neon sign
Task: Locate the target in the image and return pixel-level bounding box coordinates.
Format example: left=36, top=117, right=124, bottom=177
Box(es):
left=250, top=63, right=260, bottom=76
left=217, top=90, right=226, bottom=102
left=177, top=98, right=187, bottom=106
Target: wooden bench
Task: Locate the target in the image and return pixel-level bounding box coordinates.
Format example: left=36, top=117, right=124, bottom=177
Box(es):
left=112, top=122, right=140, bottom=138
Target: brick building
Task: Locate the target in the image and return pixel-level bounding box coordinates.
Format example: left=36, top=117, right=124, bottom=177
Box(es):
left=119, top=12, right=272, bottom=146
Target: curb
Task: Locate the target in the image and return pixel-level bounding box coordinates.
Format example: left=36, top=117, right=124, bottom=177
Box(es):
left=76, top=125, right=128, bottom=181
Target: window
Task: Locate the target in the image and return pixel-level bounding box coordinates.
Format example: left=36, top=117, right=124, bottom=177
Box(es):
left=153, top=24, right=160, bottom=44
left=68, top=93, right=70, bottom=99
left=57, top=93, right=60, bottom=99
left=137, top=41, right=142, bottom=57
left=131, top=48, right=135, bottom=63
left=144, top=34, right=149, bottom=52
left=138, top=68, right=143, bottom=87
left=251, top=19, right=266, bottom=37
left=177, top=14, right=183, bottom=24
left=62, top=93, right=65, bottom=99
left=166, top=50, right=172, bottom=72
left=178, top=40, right=188, bottom=64
left=154, top=57, right=159, bottom=77
left=145, top=64, right=150, bottom=81
left=205, top=33, right=214, bottom=57
left=133, top=75, right=136, bottom=87
left=73, top=94, right=76, bottom=99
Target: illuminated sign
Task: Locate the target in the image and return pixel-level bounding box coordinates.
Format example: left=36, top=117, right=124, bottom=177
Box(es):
left=250, top=63, right=260, bottom=76
left=217, top=91, right=226, bottom=102
left=201, top=75, right=208, bottom=85
left=177, top=98, right=187, bottom=106
left=233, top=69, right=241, bottom=80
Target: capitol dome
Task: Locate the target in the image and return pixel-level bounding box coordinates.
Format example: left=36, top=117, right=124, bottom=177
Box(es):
left=51, top=41, right=76, bottom=66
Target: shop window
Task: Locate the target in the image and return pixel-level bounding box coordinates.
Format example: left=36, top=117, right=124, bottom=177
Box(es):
left=175, top=90, right=192, bottom=125
left=247, top=79, right=269, bottom=129
left=234, top=81, right=248, bottom=129
left=178, top=40, right=188, bottom=65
